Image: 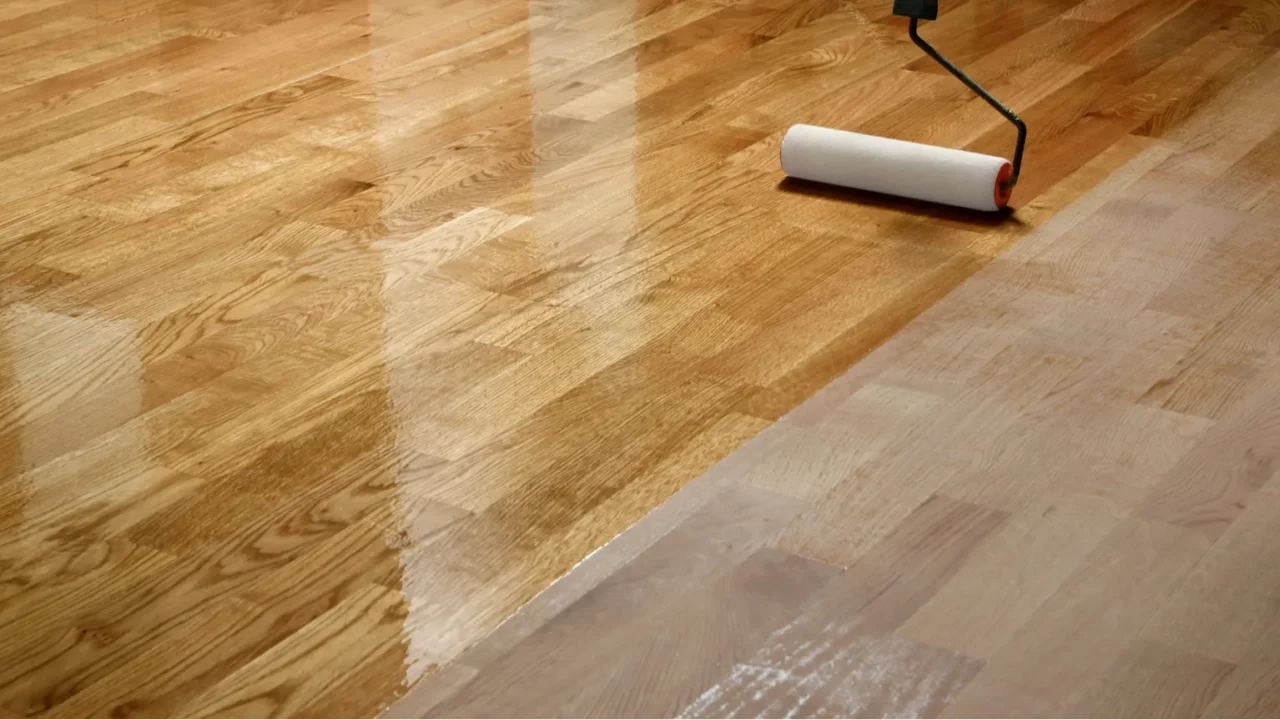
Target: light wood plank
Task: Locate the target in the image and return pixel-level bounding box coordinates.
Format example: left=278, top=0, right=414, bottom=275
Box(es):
left=943, top=519, right=1211, bottom=716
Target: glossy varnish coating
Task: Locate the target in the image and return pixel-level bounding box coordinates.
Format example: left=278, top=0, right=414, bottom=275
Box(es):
left=0, top=0, right=1274, bottom=716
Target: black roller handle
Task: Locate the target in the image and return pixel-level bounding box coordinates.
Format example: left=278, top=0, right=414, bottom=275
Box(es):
left=893, top=0, right=1026, bottom=191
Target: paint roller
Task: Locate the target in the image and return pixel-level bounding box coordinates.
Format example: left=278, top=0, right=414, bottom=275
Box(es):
left=780, top=0, right=1027, bottom=212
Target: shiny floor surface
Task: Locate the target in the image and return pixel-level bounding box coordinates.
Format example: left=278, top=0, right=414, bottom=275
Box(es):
left=1, top=0, right=1276, bottom=715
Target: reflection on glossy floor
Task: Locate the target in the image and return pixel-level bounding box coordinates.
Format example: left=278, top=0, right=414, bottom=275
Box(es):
left=0, top=0, right=1276, bottom=716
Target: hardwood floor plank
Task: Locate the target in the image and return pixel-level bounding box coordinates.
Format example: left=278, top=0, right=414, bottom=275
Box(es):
left=1137, top=377, right=1280, bottom=538
left=706, top=240, right=956, bottom=387
left=177, top=585, right=409, bottom=718
left=1203, top=610, right=1280, bottom=717
left=681, top=495, right=1002, bottom=718
left=943, top=519, right=1211, bottom=716
left=0, top=116, right=169, bottom=198
left=776, top=342, right=1078, bottom=566
left=899, top=493, right=1120, bottom=660
left=0, top=91, right=167, bottom=164
left=38, top=596, right=264, bottom=719
left=732, top=381, right=943, bottom=501
left=432, top=547, right=837, bottom=717
left=1067, top=639, right=1235, bottom=718
left=36, top=487, right=455, bottom=719
left=0, top=463, right=420, bottom=715
left=901, top=1, right=1078, bottom=76
left=1142, top=484, right=1280, bottom=662
left=1139, top=303, right=1280, bottom=419
left=0, top=540, right=180, bottom=716
left=1145, top=213, right=1280, bottom=323
left=966, top=0, right=1247, bottom=199
left=0, top=0, right=68, bottom=26
left=0, top=34, right=203, bottom=123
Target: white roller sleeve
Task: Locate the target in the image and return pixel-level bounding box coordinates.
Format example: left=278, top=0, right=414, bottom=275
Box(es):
left=780, top=124, right=1012, bottom=212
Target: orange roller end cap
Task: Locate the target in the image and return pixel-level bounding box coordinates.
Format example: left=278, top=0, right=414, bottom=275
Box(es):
left=994, top=162, right=1013, bottom=208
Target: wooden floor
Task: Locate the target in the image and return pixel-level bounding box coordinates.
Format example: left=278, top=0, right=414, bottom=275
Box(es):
left=1, top=0, right=1278, bottom=716
left=390, top=22, right=1280, bottom=719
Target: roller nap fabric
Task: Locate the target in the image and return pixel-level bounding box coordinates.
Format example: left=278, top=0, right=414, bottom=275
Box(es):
left=780, top=124, right=1012, bottom=212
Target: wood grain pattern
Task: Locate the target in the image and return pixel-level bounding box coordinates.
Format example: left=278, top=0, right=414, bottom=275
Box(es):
left=1068, top=639, right=1235, bottom=718
left=898, top=493, right=1120, bottom=660
left=2, top=0, right=1278, bottom=716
